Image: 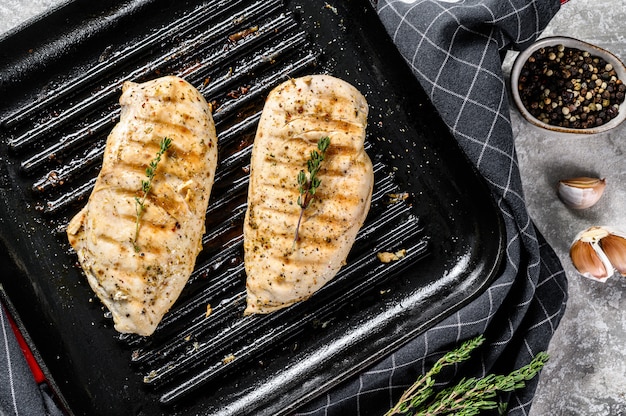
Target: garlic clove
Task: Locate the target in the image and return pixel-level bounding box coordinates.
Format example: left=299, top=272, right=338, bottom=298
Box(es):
left=570, top=238, right=613, bottom=282
left=557, top=177, right=606, bottom=209
left=599, top=232, right=626, bottom=276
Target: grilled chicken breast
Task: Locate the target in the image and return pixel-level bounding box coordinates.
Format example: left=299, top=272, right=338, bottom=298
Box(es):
left=243, top=74, right=373, bottom=314
left=67, top=76, right=217, bottom=336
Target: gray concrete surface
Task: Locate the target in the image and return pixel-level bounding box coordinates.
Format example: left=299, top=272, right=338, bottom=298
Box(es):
left=1, top=1, right=624, bottom=415
left=507, top=2, right=626, bottom=415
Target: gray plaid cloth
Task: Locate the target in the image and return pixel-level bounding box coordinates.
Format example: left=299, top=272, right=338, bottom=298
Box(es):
left=295, top=0, right=568, bottom=414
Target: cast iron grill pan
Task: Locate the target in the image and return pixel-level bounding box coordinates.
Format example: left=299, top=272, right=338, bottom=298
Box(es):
left=0, top=0, right=505, bottom=415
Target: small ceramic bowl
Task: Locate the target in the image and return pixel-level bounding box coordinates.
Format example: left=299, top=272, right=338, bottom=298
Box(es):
left=510, top=36, right=626, bottom=134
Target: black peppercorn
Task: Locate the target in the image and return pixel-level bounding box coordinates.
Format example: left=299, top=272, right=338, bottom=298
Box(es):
left=518, top=44, right=625, bottom=129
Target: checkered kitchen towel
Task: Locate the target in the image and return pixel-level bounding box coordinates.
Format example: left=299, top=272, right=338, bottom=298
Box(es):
left=295, top=0, right=568, bottom=414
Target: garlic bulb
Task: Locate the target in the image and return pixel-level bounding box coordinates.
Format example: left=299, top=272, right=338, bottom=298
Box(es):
left=570, top=226, right=626, bottom=281
left=557, top=177, right=606, bottom=209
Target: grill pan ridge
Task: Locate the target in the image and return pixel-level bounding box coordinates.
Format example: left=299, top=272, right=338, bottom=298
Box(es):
left=0, top=0, right=505, bottom=415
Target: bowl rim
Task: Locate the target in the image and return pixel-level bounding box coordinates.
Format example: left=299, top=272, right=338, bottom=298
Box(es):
left=510, top=35, right=626, bottom=135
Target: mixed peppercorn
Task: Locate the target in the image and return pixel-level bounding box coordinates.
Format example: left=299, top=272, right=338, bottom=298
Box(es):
left=518, top=44, right=626, bottom=129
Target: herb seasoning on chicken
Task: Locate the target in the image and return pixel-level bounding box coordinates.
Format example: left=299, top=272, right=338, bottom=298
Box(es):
left=67, top=76, right=217, bottom=336
left=243, top=75, right=373, bottom=314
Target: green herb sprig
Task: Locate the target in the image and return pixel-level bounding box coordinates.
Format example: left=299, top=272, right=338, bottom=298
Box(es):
left=293, top=136, right=330, bottom=247
left=385, top=335, right=549, bottom=416
left=133, top=137, right=172, bottom=251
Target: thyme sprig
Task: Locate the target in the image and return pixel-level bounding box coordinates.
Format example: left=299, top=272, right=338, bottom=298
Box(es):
left=133, top=137, right=172, bottom=251
left=293, top=136, right=330, bottom=247
left=385, top=335, right=549, bottom=416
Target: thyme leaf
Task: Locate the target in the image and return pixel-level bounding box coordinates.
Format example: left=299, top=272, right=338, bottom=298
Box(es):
left=133, top=137, right=172, bottom=252
left=293, top=136, right=330, bottom=247
left=385, top=334, right=549, bottom=416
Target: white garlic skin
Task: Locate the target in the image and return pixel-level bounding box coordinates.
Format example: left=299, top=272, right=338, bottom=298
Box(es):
left=557, top=177, right=606, bottom=209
